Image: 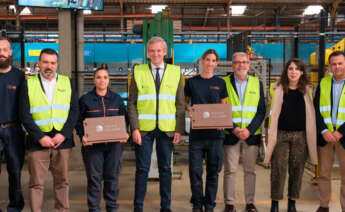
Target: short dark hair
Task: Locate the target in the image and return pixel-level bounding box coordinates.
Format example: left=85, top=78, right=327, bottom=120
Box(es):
left=94, top=67, right=109, bottom=76
left=328, top=51, right=345, bottom=64
left=0, top=37, right=10, bottom=43
left=0, top=37, right=11, bottom=47
left=39, top=48, right=58, bottom=60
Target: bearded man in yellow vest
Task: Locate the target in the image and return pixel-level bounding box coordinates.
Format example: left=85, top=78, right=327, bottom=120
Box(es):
left=223, top=52, right=266, bottom=212
left=19, top=48, right=79, bottom=212
left=314, top=51, right=345, bottom=212
left=128, top=36, right=185, bottom=212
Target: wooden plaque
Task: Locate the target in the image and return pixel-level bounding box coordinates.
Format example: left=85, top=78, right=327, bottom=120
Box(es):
left=191, top=104, right=233, bottom=129
left=83, top=116, right=127, bottom=144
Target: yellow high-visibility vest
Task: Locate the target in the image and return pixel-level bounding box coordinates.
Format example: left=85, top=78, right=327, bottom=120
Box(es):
left=134, top=64, right=180, bottom=131
left=320, top=76, right=345, bottom=132
left=268, top=82, right=276, bottom=127
left=28, top=74, right=71, bottom=132
left=223, top=75, right=261, bottom=135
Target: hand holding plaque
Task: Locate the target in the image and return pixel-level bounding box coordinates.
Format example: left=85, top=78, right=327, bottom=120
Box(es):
left=83, top=116, right=128, bottom=144
left=191, top=104, right=233, bottom=129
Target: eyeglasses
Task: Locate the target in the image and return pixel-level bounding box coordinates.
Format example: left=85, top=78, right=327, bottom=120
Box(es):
left=232, top=61, right=249, bottom=65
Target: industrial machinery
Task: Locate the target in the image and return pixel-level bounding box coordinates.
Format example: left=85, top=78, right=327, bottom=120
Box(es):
left=309, top=38, right=345, bottom=85
left=134, top=11, right=174, bottom=64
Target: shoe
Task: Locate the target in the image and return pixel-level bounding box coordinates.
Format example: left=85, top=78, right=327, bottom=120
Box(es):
left=245, top=204, right=258, bottom=212
left=205, top=209, right=214, bottom=212
left=192, top=208, right=202, bottom=212
left=288, top=199, right=296, bottom=212
left=316, top=207, right=329, bottom=212
left=270, top=200, right=278, bottom=212
left=160, top=208, right=172, bottom=212
left=224, top=204, right=236, bottom=212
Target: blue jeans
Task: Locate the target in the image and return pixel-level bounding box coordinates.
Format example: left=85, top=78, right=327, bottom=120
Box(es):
left=0, top=125, right=25, bottom=212
left=134, top=129, right=173, bottom=210
left=189, top=138, right=223, bottom=209
left=82, top=142, right=123, bottom=212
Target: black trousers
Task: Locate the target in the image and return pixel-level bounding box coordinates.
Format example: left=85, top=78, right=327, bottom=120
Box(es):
left=82, top=142, right=123, bottom=212
left=0, top=124, right=25, bottom=212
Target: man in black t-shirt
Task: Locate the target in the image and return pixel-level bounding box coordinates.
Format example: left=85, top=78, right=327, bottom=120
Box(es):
left=0, top=37, right=25, bottom=212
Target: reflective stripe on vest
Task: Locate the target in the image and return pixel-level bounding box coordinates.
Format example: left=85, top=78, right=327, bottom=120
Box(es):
left=223, top=75, right=261, bottom=135
left=319, top=76, right=345, bottom=132
left=28, top=74, right=71, bottom=132
left=134, top=64, right=180, bottom=131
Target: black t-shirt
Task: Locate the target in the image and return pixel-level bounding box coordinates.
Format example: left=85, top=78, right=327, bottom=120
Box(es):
left=278, top=89, right=306, bottom=131
left=185, top=75, right=228, bottom=140
left=0, top=67, right=25, bottom=123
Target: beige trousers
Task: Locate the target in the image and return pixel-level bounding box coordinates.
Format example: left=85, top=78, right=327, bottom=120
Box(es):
left=27, top=148, right=71, bottom=212
left=318, top=142, right=345, bottom=210
left=223, top=140, right=259, bottom=205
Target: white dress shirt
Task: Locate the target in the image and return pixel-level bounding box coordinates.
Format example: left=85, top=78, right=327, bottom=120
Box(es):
left=151, top=62, right=165, bottom=81
left=40, top=74, right=57, bottom=105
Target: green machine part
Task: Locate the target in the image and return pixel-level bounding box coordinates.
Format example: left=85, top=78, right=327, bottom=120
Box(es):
left=143, top=12, right=174, bottom=64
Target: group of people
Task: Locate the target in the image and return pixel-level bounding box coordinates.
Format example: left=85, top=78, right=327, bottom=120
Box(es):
left=0, top=35, right=344, bottom=212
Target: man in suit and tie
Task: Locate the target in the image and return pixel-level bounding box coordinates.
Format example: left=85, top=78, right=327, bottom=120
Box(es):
left=128, top=36, right=185, bottom=212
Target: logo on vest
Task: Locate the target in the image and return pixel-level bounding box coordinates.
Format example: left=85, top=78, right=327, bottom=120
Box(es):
left=57, top=88, right=66, bottom=92
left=249, top=91, right=256, bottom=94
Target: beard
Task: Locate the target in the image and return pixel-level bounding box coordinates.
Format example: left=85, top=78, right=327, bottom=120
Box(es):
left=41, top=68, right=56, bottom=79
left=0, top=55, right=12, bottom=69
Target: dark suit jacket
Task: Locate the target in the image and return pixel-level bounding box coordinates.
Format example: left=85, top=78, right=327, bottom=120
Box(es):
left=224, top=74, right=266, bottom=146
left=19, top=74, right=79, bottom=150
left=127, top=64, right=185, bottom=137
left=313, top=81, right=345, bottom=148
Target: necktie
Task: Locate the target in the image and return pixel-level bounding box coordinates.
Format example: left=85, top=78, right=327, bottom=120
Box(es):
left=155, top=67, right=160, bottom=92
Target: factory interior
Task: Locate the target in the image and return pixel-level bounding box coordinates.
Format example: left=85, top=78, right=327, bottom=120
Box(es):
left=0, top=0, right=345, bottom=211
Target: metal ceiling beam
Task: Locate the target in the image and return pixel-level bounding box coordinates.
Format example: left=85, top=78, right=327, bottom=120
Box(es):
left=0, top=14, right=156, bottom=21
left=329, top=0, right=342, bottom=31
left=226, top=0, right=233, bottom=31
left=101, top=0, right=333, bottom=4
left=183, top=25, right=295, bottom=31
left=203, top=8, right=213, bottom=27
left=119, top=0, right=124, bottom=32
left=230, top=0, right=333, bottom=3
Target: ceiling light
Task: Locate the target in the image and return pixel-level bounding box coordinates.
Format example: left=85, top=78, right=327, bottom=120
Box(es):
left=9, top=5, right=16, bottom=13
left=303, top=5, right=323, bottom=16
left=230, top=5, right=247, bottom=16
left=20, top=7, right=31, bottom=15
left=83, top=10, right=92, bottom=15
left=151, top=5, right=167, bottom=14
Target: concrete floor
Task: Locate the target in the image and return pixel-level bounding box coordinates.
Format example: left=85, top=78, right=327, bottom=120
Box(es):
left=0, top=147, right=342, bottom=212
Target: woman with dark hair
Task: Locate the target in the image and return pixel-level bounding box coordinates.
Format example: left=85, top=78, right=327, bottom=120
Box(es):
left=185, top=49, right=228, bottom=212
left=264, top=58, right=317, bottom=212
left=76, top=68, right=128, bottom=212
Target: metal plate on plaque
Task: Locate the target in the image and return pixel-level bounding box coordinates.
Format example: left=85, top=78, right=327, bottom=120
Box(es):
left=191, top=104, right=233, bottom=129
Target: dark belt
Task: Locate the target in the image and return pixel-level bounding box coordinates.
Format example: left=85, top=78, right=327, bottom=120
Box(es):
left=0, top=122, right=16, bottom=128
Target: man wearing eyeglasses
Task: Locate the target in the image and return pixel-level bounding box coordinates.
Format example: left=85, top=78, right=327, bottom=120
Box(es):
left=222, top=52, right=266, bottom=212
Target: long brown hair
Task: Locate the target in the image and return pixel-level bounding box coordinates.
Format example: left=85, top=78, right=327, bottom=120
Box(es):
left=278, top=58, right=309, bottom=94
